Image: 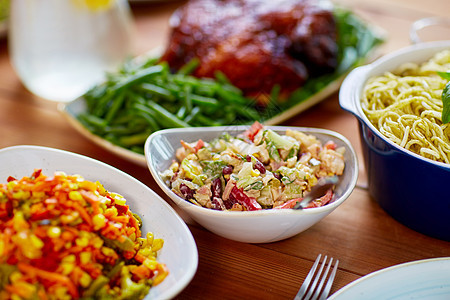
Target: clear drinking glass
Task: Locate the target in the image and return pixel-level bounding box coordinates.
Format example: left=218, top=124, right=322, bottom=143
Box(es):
left=9, top=0, right=135, bottom=102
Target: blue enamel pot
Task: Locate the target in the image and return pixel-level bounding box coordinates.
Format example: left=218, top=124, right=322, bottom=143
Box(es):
left=339, top=41, right=450, bottom=241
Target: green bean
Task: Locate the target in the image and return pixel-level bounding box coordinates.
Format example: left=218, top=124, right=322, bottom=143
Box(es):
left=177, top=57, right=200, bottom=75
left=171, top=74, right=201, bottom=87
left=139, top=83, right=175, bottom=101
left=214, top=70, right=231, bottom=85
left=105, top=91, right=126, bottom=123
left=119, top=132, right=151, bottom=147
left=83, top=275, right=109, bottom=297
left=107, top=261, right=125, bottom=279
left=183, top=106, right=201, bottom=124
left=176, top=106, right=187, bottom=119
left=235, top=105, right=262, bottom=121
left=215, top=87, right=246, bottom=105
left=112, top=65, right=163, bottom=93
left=182, top=85, right=193, bottom=113
left=190, top=94, right=219, bottom=107
left=193, top=84, right=217, bottom=97
left=134, top=111, right=160, bottom=132
left=222, top=107, right=237, bottom=124
left=132, top=103, right=157, bottom=118
left=111, top=113, right=135, bottom=125
left=142, top=101, right=190, bottom=128
left=84, top=84, right=108, bottom=111
left=193, top=114, right=222, bottom=126
left=79, top=113, right=107, bottom=130
left=91, top=91, right=114, bottom=117
left=270, top=84, right=281, bottom=103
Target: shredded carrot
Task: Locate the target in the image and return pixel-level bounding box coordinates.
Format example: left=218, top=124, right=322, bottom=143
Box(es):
left=79, top=190, right=101, bottom=214
left=0, top=170, right=168, bottom=299
left=18, top=263, right=79, bottom=298
left=70, top=201, right=93, bottom=227
left=131, top=264, right=152, bottom=280
left=134, top=253, right=147, bottom=263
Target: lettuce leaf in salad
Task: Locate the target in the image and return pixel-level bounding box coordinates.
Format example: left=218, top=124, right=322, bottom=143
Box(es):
left=262, top=129, right=296, bottom=151
left=180, top=158, right=207, bottom=185
left=283, top=182, right=304, bottom=200
left=200, top=160, right=228, bottom=180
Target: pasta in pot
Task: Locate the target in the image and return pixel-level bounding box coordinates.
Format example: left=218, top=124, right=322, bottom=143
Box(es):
left=361, top=50, right=450, bottom=163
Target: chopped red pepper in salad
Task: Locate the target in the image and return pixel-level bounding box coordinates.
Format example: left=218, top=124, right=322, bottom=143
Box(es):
left=161, top=122, right=345, bottom=211
left=0, top=170, right=168, bottom=299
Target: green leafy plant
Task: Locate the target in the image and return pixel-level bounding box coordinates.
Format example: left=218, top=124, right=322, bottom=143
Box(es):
left=437, top=71, right=450, bottom=124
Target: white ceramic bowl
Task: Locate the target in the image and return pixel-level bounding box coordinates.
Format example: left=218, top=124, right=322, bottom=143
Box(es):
left=145, top=125, right=358, bottom=243
left=0, top=145, right=198, bottom=300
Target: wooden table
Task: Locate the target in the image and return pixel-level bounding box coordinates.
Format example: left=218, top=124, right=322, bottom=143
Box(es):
left=1, top=0, right=450, bottom=299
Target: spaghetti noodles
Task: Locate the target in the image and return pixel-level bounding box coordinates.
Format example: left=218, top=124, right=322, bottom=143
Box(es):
left=361, top=50, right=450, bottom=163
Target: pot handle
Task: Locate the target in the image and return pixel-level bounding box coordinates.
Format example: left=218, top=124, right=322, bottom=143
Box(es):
left=410, top=17, right=450, bottom=44
left=338, top=65, right=370, bottom=117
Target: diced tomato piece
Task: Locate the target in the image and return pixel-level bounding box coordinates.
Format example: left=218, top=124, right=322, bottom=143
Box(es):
left=324, top=141, right=337, bottom=150
left=243, top=121, right=264, bottom=142
left=0, top=201, right=13, bottom=220
left=194, top=139, right=205, bottom=152
left=29, top=209, right=54, bottom=221
left=180, top=139, right=205, bottom=154
left=305, top=189, right=334, bottom=208
left=7, top=176, right=16, bottom=182
left=273, top=198, right=301, bottom=209
left=115, top=204, right=129, bottom=215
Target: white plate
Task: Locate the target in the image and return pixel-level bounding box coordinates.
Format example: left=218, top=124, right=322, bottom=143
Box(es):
left=0, top=145, right=198, bottom=300
left=329, top=257, right=450, bottom=300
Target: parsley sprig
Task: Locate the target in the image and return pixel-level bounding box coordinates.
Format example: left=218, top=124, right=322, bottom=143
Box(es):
left=438, top=71, right=450, bottom=124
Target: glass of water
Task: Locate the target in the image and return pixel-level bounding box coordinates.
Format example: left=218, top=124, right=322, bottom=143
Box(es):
left=9, top=0, right=135, bottom=102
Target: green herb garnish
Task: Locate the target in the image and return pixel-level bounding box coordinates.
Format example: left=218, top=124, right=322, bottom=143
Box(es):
left=437, top=71, right=450, bottom=124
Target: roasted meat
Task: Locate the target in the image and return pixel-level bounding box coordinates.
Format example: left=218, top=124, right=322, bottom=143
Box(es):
left=160, top=0, right=338, bottom=98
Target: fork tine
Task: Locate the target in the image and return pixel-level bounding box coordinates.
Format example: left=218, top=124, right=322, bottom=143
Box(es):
left=319, top=259, right=339, bottom=300
left=295, top=255, right=339, bottom=300
left=303, top=256, right=327, bottom=300
left=312, top=257, right=334, bottom=300
left=294, top=254, right=322, bottom=300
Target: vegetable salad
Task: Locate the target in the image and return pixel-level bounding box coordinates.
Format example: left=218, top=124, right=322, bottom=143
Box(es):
left=161, top=122, right=346, bottom=211
left=0, top=170, right=167, bottom=299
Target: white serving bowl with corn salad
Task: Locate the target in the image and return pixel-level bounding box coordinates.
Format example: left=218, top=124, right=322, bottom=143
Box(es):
left=145, top=124, right=358, bottom=243
left=0, top=145, right=198, bottom=299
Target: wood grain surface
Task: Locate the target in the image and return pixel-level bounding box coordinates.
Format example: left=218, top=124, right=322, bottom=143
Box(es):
left=1, top=0, right=449, bottom=299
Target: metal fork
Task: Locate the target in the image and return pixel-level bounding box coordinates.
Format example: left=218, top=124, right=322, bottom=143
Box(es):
left=294, top=254, right=339, bottom=300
